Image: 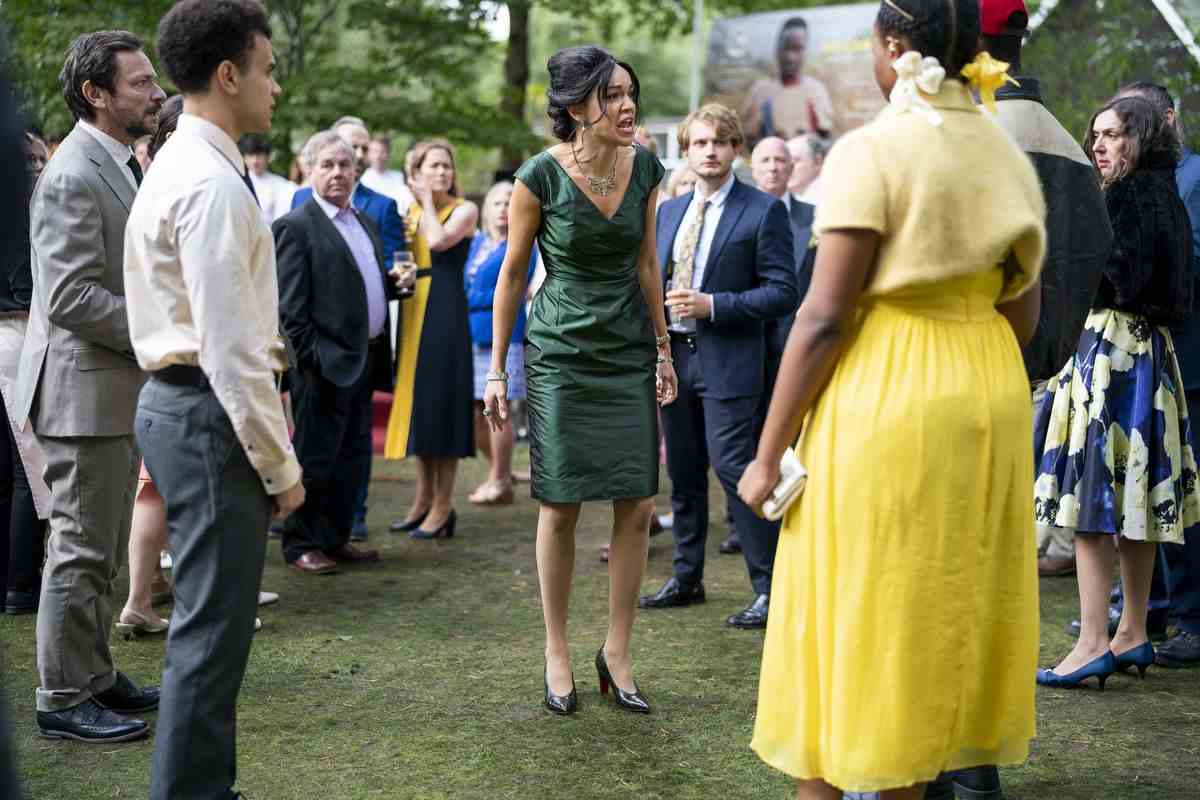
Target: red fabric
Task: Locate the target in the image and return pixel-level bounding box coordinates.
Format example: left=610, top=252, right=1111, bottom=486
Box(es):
left=980, top=0, right=1027, bottom=36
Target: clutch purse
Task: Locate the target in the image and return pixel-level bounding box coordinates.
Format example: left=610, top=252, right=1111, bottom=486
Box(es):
left=762, top=448, right=808, bottom=521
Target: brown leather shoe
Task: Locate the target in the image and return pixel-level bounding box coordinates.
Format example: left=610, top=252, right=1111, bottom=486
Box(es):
left=289, top=551, right=339, bottom=575
left=327, top=543, right=380, bottom=563
left=1038, top=555, right=1076, bottom=577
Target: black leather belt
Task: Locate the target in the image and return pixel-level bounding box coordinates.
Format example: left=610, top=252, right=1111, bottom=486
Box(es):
left=151, top=364, right=210, bottom=389
left=669, top=331, right=697, bottom=351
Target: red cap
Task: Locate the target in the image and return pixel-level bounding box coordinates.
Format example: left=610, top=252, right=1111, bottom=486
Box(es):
left=980, top=0, right=1028, bottom=36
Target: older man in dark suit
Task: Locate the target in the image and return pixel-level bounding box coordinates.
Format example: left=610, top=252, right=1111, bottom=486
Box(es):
left=639, top=104, right=797, bottom=629
left=275, top=130, right=404, bottom=574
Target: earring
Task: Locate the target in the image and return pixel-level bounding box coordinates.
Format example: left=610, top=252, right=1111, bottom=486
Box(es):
left=886, top=37, right=901, bottom=57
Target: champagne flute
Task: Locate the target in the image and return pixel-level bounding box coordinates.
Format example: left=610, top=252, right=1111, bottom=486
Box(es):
left=666, top=277, right=683, bottom=324
left=393, top=249, right=416, bottom=297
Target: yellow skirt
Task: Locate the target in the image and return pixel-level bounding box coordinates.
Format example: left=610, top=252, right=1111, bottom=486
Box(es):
left=752, top=270, right=1039, bottom=792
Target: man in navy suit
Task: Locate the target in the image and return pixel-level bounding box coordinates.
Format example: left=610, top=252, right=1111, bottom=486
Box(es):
left=639, top=104, right=798, bottom=629
left=291, top=116, right=405, bottom=542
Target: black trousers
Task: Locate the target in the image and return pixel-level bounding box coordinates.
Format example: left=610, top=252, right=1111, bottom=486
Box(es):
left=0, top=396, right=43, bottom=598
left=660, top=338, right=779, bottom=595
left=139, top=378, right=271, bottom=800
left=281, top=354, right=375, bottom=562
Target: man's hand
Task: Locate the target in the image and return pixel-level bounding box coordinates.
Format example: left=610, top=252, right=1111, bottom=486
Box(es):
left=272, top=479, right=306, bottom=520
left=665, top=288, right=713, bottom=321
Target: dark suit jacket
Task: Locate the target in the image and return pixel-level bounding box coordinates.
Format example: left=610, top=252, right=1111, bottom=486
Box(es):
left=767, top=198, right=818, bottom=360
left=274, top=198, right=396, bottom=390
left=656, top=178, right=798, bottom=399
left=292, top=182, right=406, bottom=270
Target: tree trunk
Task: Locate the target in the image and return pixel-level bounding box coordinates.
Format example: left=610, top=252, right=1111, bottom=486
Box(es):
left=499, top=0, right=532, bottom=174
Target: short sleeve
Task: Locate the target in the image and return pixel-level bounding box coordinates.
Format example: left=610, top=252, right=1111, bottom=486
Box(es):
left=638, top=145, right=665, bottom=193
left=514, top=153, right=548, bottom=204
left=813, top=129, right=888, bottom=236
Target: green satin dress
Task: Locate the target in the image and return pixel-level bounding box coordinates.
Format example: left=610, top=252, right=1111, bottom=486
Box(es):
left=514, top=146, right=665, bottom=503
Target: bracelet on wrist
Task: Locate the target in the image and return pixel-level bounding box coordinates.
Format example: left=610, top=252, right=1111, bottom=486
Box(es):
left=656, top=355, right=673, bottom=365
left=486, top=371, right=509, bottom=382
left=655, top=334, right=670, bottom=347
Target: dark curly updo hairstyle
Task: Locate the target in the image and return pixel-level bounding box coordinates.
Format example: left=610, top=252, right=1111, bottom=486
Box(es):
left=156, top=0, right=271, bottom=94
left=876, top=0, right=981, bottom=78
left=545, top=46, right=641, bottom=142
left=1084, top=96, right=1181, bottom=190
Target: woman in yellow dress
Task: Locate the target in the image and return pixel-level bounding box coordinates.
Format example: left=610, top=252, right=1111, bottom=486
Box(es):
left=738, top=1, right=1046, bottom=797
left=385, top=140, right=478, bottom=539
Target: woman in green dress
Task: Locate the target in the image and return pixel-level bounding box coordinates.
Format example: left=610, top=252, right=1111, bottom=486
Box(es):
left=483, top=45, right=677, bottom=715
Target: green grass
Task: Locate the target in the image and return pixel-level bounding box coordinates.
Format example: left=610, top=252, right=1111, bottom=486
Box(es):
left=2, top=451, right=1198, bottom=799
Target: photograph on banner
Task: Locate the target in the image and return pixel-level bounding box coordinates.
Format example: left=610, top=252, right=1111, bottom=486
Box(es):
left=705, top=3, right=885, bottom=149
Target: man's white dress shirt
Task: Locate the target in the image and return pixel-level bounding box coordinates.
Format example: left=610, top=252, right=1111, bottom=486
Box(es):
left=248, top=169, right=298, bottom=225
left=361, top=166, right=415, bottom=212
left=123, top=113, right=300, bottom=494
left=77, top=119, right=138, bottom=191
left=669, top=171, right=735, bottom=332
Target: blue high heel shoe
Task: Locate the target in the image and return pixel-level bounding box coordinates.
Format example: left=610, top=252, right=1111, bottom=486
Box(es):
left=1036, top=651, right=1117, bottom=690
left=1112, top=641, right=1155, bottom=678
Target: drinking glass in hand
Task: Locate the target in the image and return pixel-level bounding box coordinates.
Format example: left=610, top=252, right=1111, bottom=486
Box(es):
left=666, top=277, right=684, bottom=325
left=392, top=250, right=416, bottom=296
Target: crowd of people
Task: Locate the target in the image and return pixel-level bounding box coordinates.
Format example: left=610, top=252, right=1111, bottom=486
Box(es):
left=2, top=0, right=1199, bottom=798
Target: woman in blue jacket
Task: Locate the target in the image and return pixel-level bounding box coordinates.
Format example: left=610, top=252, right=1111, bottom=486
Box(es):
left=466, top=181, right=538, bottom=504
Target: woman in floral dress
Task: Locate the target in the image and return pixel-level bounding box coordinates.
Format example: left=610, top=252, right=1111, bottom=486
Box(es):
left=1034, top=95, right=1198, bottom=689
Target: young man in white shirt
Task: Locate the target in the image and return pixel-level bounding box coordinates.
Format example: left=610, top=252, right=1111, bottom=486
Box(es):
left=124, top=2, right=303, bottom=797
left=362, top=131, right=416, bottom=211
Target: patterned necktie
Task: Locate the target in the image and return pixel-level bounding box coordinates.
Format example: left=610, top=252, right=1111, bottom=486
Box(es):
left=125, top=155, right=143, bottom=187
left=672, top=197, right=710, bottom=290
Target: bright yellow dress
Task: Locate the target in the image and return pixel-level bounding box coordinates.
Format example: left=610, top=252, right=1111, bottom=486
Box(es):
left=752, top=82, right=1047, bottom=792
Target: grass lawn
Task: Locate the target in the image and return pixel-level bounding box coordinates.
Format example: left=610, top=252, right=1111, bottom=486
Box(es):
left=2, top=450, right=1198, bottom=799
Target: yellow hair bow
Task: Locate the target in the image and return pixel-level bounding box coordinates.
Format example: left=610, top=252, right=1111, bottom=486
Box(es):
left=960, top=51, right=1019, bottom=113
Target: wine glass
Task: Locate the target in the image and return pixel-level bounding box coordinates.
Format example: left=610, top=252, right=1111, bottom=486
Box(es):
left=392, top=249, right=416, bottom=297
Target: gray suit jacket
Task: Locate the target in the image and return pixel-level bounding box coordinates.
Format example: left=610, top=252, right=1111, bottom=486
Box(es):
left=14, top=126, right=144, bottom=437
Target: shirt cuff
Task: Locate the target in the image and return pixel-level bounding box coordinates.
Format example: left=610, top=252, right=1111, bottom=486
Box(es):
left=257, top=454, right=302, bottom=496
left=709, top=293, right=718, bottom=322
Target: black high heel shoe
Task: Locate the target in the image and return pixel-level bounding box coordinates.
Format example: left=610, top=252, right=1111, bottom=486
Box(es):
left=595, top=647, right=650, bottom=714
left=389, top=509, right=429, bottom=533
left=544, top=663, right=578, bottom=716
left=410, top=509, right=456, bottom=540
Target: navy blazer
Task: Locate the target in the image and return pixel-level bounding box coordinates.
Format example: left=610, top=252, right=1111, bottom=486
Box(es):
left=274, top=198, right=396, bottom=390
left=656, top=178, right=798, bottom=399
left=292, top=182, right=406, bottom=270
left=767, top=198, right=818, bottom=360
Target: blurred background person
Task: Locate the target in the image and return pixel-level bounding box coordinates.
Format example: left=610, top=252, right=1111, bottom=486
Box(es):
left=0, top=131, right=51, bottom=617
left=466, top=182, right=537, bottom=506
left=362, top=132, right=415, bottom=211
left=1034, top=96, right=1197, bottom=689
left=241, top=133, right=296, bottom=225
left=786, top=132, right=828, bottom=206
left=741, top=17, right=834, bottom=148
left=288, top=155, right=308, bottom=186
left=133, top=135, right=151, bottom=175
left=385, top=139, right=477, bottom=539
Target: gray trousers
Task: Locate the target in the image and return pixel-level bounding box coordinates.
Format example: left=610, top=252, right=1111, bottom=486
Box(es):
left=35, top=433, right=138, bottom=712
left=138, top=379, right=271, bottom=800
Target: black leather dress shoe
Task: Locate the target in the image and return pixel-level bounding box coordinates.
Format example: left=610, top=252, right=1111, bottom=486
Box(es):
left=638, top=577, right=705, bottom=609
left=726, top=594, right=769, bottom=629
left=1155, top=630, right=1200, bottom=667
left=37, top=699, right=149, bottom=743
left=1067, top=605, right=1168, bottom=641
left=946, top=765, right=1002, bottom=799
left=94, top=672, right=160, bottom=714
left=718, top=531, right=742, bottom=555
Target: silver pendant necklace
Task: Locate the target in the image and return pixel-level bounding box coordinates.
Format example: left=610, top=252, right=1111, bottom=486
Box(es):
left=571, top=140, right=617, bottom=197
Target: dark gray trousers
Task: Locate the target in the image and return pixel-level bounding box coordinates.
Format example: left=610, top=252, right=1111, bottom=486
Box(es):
left=137, top=378, right=271, bottom=800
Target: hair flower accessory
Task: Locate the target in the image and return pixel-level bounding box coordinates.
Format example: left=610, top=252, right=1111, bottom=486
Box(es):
left=961, top=51, right=1019, bottom=114
left=890, top=51, right=946, bottom=126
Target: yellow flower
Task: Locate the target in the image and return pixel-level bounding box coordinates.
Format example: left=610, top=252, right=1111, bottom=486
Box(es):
left=961, top=51, right=1019, bottom=114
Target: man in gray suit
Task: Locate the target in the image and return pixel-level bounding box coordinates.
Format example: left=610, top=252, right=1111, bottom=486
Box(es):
left=16, top=30, right=165, bottom=743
